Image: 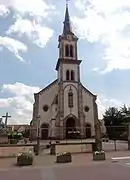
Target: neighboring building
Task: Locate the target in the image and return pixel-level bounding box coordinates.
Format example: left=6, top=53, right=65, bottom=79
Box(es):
left=7, top=125, right=30, bottom=132
left=31, top=4, right=99, bottom=140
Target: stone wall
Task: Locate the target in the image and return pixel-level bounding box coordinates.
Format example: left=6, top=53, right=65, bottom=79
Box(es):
left=56, top=143, right=92, bottom=154
left=0, top=145, right=34, bottom=158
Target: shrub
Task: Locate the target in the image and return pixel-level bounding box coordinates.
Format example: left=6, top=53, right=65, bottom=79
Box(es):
left=56, top=152, right=71, bottom=163
left=93, top=150, right=106, bottom=161
left=94, top=150, right=105, bottom=155
left=17, top=151, right=34, bottom=166
left=8, top=132, right=22, bottom=142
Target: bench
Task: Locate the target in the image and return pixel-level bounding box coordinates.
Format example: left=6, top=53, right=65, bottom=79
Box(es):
left=55, top=142, right=95, bottom=154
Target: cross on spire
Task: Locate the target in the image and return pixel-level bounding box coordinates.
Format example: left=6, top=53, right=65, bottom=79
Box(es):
left=66, top=0, right=70, bottom=6
left=2, top=112, right=11, bottom=126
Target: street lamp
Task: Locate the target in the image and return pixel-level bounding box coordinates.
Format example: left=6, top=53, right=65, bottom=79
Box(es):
left=36, top=115, right=40, bottom=155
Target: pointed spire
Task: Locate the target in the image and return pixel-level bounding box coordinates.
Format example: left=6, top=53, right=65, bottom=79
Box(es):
left=63, top=3, right=73, bottom=35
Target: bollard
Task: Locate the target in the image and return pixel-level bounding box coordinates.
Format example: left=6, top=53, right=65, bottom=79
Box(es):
left=50, top=143, right=56, bottom=155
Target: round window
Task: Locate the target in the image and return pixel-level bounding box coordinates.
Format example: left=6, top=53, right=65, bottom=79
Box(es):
left=43, top=105, right=49, bottom=112
left=84, top=106, right=90, bottom=112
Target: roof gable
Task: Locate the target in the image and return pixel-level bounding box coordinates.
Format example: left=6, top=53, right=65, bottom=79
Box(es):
left=81, top=83, right=97, bottom=98
left=35, top=79, right=58, bottom=95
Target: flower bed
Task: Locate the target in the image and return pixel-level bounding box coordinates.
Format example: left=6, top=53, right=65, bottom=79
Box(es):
left=93, top=150, right=106, bottom=161
left=56, top=152, right=71, bottom=163
left=17, top=151, right=33, bottom=166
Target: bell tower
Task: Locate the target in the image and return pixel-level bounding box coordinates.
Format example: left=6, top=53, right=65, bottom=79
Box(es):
left=55, top=2, right=85, bottom=140
left=56, top=3, right=82, bottom=82
left=58, top=4, right=78, bottom=60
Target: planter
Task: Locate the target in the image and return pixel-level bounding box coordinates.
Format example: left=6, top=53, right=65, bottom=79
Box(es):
left=10, top=139, right=18, bottom=144
left=56, top=152, right=71, bottom=163
left=93, top=151, right=106, bottom=161
left=17, top=152, right=33, bottom=166
left=17, top=156, right=33, bottom=166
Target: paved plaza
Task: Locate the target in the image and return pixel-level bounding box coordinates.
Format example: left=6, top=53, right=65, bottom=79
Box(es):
left=0, top=151, right=130, bottom=179
left=0, top=158, right=130, bottom=180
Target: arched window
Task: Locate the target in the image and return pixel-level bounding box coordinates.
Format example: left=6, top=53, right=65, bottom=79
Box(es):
left=65, top=45, right=69, bottom=57
left=71, top=70, right=75, bottom=81
left=65, top=44, right=74, bottom=57
left=66, top=70, right=70, bottom=80
left=68, top=91, right=73, bottom=108
left=70, top=45, right=73, bottom=57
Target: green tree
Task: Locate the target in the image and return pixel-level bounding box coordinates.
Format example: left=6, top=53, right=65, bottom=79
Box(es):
left=103, top=107, right=123, bottom=126
left=103, top=107, right=124, bottom=140
left=120, top=105, right=130, bottom=125
left=120, top=104, right=128, bottom=115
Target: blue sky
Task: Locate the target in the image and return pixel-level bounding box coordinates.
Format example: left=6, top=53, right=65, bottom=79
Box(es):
left=0, top=0, right=130, bottom=124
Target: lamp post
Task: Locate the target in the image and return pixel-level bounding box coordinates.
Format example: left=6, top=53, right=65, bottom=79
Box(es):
left=36, top=115, right=40, bottom=155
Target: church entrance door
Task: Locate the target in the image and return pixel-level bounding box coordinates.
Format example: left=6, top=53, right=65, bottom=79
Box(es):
left=41, top=123, right=49, bottom=140
left=85, top=123, right=91, bottom=138
left=66, top=117, right=76, bottom=139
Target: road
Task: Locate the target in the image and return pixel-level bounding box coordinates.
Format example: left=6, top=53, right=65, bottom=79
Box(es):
left=103, top=141, right=128, bottom=151
left=0, top=161, right=130, bottom=180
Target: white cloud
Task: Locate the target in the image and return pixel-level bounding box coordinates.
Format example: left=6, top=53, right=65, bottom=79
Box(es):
left=0, top=82, right=40, bottom=124
left=73, top=0, right=130, bottom=72
left=7, top=18, right=54, bottom=48
left=0, top=0, right=55, bottom=19
left=2, top=82, right=40, bottom=97
left=0, top=0, right=55, bottom=60
left=0, top=99, right=10, bottom=108
left=0, top=36, right=27, bottom=61
left=0, top=4, right=9, bottom=17
left=97, top=95, right=124, bottom=118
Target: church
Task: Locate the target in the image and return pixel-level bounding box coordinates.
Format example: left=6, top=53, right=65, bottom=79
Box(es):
left=31, top=4, right=99, bottom=140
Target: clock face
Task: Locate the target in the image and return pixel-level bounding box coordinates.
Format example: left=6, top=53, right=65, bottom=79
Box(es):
left=67, top=35, right=72, bottom=41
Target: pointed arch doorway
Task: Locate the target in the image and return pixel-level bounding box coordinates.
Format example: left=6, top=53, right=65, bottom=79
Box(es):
left=66, top=117, right=76, bottom=139
left=85, top=123, right=91, bottom=138
left=41, top=123, right=49, bottom=140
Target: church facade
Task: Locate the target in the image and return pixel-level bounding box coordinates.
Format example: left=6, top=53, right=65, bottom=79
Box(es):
left=31, top=5, right=98, bottom=140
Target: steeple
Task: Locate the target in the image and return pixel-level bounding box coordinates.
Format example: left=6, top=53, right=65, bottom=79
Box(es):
left=63, top=3, right=73, bottom=35
left=56, top=1, right=81, bottom=84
